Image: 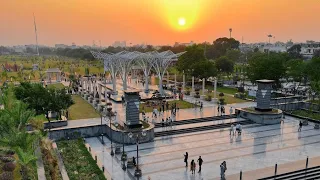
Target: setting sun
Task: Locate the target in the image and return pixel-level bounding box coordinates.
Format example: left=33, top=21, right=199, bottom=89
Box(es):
left=178, top=18, right=186, bottom=26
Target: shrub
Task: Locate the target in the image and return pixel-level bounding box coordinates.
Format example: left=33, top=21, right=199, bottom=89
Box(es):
left=2, top=162, right=16, bottom=172
left=205, top=95, right=212, bottom=101
left=0, top=172, right=13, bottom=180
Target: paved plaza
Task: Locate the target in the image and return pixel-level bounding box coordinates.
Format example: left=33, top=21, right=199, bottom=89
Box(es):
left=85, top=115, right=320, bottom=180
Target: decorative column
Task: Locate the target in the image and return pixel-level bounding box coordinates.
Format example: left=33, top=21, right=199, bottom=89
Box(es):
left=182, top=71, right=185, bottom=92
left=167, top=71, right=170, bottom=85
left=202, top=78, right=205, bottom=95
left=112, top=76, right=117, bottom=95
left=192, top=76, right=195, bottom=92
left=213, top=77, right=217, bottom=102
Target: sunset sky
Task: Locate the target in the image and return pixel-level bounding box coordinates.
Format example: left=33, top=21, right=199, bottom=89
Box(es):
left=1, top=0, right=320, bottom=46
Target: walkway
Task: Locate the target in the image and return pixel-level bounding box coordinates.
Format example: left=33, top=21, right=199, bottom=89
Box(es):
left=85, top=116, right=320, bottom=180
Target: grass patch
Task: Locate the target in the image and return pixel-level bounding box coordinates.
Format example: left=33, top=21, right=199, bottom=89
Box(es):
left=206, top=86, right=238, bottom=95
left=222, top=95, right=247, bottom=104
left=292, top=110, right=320, bottom=120
left=47, top=83, right=66, bottom=90
left=139, top=100, right=194, bottom=113
left=56, top=139, right=106, bottom=180
left=68, top=95, right=100, bottom=120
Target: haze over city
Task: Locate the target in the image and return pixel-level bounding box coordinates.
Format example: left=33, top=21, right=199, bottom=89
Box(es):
left=2, top=0, right=320, bottom=46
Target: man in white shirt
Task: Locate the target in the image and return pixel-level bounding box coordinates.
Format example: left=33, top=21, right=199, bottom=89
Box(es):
left=230, top=124, right=234, bottom=135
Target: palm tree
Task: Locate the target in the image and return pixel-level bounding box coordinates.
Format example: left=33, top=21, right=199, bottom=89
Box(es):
left=16, top=148, right=38, bottom=180
left=1, top=71, right=8, bottom=82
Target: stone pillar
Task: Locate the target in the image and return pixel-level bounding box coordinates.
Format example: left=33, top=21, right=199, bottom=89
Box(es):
left=202, top=78, right=205, bottom=95
left=167, top=71, right=170, bottom=85
left=182, top=72, right=185, bottom=92
left=214, top=78, right=217, bottom=99
left=112, top=77, right=117, bottom=94
left=192, top=76, right=195, bottom=92
left=98, top=84, right=102, bottom=99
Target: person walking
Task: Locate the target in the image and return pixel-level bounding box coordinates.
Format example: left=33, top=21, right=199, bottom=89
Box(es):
left=197, top=156, right=203, bottom=173
left=298, top=121, right=303, bottom=132
left=229, top=106, right=233, bottom=115
left=166, top=102, right=169, bottom=111
left=230, top=123, right=234, bottom=136
left=220, top=163, right=225, bottom=179
left=162, top=103, right=165, bottom=113
left=217, top=105, right=220, bottom=116
left=184, top=152, right=188, bottom=167
left=223, top=161, right=227, bottom=174
left=200, top=102, right=203, bottom=111
left=190, top=160, right=196, bottom=174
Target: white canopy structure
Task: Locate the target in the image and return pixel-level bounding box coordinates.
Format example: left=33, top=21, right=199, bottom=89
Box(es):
left=91, top=50, right=185, bottom=95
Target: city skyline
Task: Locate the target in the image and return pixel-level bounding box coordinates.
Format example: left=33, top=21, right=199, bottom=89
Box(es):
left=2, top=0, right=320, bottom=46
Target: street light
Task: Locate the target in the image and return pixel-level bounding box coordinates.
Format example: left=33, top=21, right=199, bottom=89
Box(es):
left=101, top=102, right=115, bottom=156
left=128, top=131, right=147, bottom=177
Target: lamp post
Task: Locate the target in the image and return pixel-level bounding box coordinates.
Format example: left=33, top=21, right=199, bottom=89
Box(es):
left=101, top=102, right=115, bottom=156
left=128, top=131, right=147, bottom=177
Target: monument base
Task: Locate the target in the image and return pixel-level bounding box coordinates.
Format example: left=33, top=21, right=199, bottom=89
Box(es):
left=124, top=122, right=143, bottom=129
left=239, top=107, right=282, bottom=125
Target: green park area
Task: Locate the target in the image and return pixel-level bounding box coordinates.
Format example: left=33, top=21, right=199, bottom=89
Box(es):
left=68, top=95, right=100, bottom=120
left=47, top=83, right=66, bottom=90
left=56, top=139, right=106, bottom=180
left=139, top=100, right=194, bottom=113
left=292, top=110, right=320, bottom=121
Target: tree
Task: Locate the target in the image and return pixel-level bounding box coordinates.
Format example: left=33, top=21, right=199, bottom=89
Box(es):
left=247, top=52, right=287, bottom=87
left=215, top=56, right=235, bottom=75
left=306, top=57, right=320, bottom=106
left=206, top=38, right=240, bottom=59
left=192, top=60, right=218, bottom=79
left=177, top=45, right=206, bottom=72
left=226, top=49, right=241, bottom=62
left=287, top=44, right=302, bottom=59
left=285, top=59, right=306, bottom=94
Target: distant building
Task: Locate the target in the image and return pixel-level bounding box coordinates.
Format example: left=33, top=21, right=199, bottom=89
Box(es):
left=174, top=41, right=194, bottom=47
left=299, top=41, right=320, bottom=59
left=112, top=41, right=126, bottom=48
left=13, top=45, right=26, bottom=53
left=55, top=44, right=68, bottom=49
left=71, top=42, right=77, bottom=49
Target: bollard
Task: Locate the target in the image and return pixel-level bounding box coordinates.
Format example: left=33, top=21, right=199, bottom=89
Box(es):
left=275, top=163, right=278, bottom=176
left=95, top=155, right=97, bottom=162
left=306, top=156, right=309, bottom=169
left=240, top=170, right=242, bottom=180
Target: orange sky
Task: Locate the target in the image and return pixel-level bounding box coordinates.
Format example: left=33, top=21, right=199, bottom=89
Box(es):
left=1, top=0, right=320, bottom=46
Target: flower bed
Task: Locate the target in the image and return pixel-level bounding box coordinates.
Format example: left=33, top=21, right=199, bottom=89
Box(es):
left=56, top=139, right=106, bottom=180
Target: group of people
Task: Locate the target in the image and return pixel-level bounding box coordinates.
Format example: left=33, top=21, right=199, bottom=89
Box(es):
left=230, top=123, right=242, bottom=136
left=162, top=116, right=174, bottom=127
left=184, top=152, right=204, bottom=174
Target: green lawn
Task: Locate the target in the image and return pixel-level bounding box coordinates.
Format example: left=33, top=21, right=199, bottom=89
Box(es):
left=292, top=110, right=320, bottom=121
left=221, top=95, right=247, bottom=104
left=68, top=95, right=100, bottom=120
left=140, top=100, right=194, bottom=113
left=47, top=83, right=66, bottom=90
left=57, top=139, right=106, bottom=180
left=206, top=86, right=239, bottom=95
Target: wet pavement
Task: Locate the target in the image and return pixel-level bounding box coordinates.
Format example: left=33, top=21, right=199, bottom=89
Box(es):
left=85, top=116, right=320, bottom=180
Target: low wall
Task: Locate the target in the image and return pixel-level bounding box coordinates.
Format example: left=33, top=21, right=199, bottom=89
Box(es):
left=270, top=96, right=306, bottom=105
left=26, top=120, right=68, bottom=131
left=49, top=123, right=155, bottom=145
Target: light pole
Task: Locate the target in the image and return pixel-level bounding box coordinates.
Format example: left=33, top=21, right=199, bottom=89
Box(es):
left=101, top=102, right=115, bottom=156
left=229, top=28, right=232, bottom=38
left=128, top=131, right=147, bottom=177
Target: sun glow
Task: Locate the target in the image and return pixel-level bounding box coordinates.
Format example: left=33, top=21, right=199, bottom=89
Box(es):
left=159, top=0, right=204, bottom=31
left=178, top=18, right=186, bottom=26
